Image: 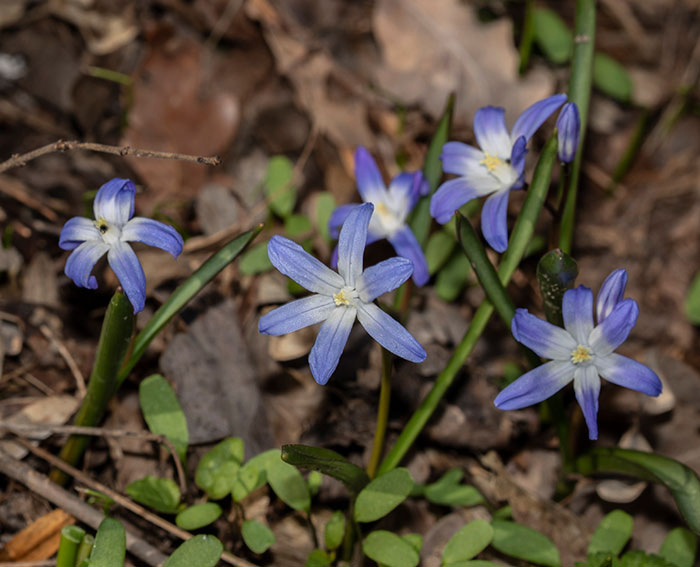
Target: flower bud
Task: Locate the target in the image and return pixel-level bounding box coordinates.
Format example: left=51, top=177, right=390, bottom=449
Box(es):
left=556, top=102, right=580, bottom=163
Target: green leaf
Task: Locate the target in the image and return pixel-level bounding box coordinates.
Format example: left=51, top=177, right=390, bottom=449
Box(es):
left=89, top=517, right=126, bottom=567
left=285, top=214, right=312, bottom=237
left=593, top=53, right=633, bottom=102
left=126, top=476, right=181, bottom=514
left=532, top=7, right=573, bottom=64
left=587, top=510, right=633, bottom=557
left=267, top=453, right=311, bottom=512
left=308, top=470, right=322, bottom=496
left=139, top=374, right=189, bottom=462
left=403, top=533, right=424, bottom=554
left=239, top=241, right=273, bottom=276
left=491, top=520, right=561, bottom=567
left=196, top=437, right=244, bottom=500
left=659, top=527, right=697, bottom=567
left=685, top=271, right=700, bottom=324
left=306, top=549, right=334, bottom=567
left=435, top=252, right=471, bottom=302
left=354, top=468, right=413, bottom=523
left=282, top=444, right=370, bottom=494
left=314, top=192, right=336, bottom=242
left=264, top=155, right=296, bottom=218
left=426, top=231, right=456, bottom=275
left=363, top=530, right=420, bottom=567
left=425, top=468, right=484, bottom=508
left=232, top=449, right=280, bottom=502
left=442, top=520, right=493, bottom=565
left=242, top=520, right=275, bottom=554
left=536, top=249, right=579, bottom=327
left=163, top=535, right=223, bottom=567
left=324, top=511, right=346, bottom=551
left=441, top=562, right=502, bottom=567
left=175, top=502, right=222, bottom=530
left=618, top=550, right=676, bottom=567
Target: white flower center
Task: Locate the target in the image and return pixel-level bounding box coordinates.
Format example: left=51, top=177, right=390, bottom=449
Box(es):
left=368, top=200, right=404, bottom=238
left=333, top=286, right=359, bottom=307
left=570, top=345, right=593, bottom=365
left=480, top=151, right=519, bottom=187
left=94, top=217, right=121, bottom=245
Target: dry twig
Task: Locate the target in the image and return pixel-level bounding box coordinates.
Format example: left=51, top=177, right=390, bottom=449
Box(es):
left=38, top=325, right=86, bottom=399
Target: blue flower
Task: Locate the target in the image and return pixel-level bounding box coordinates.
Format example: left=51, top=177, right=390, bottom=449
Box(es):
left=260, top=203, right=426, bottom=385
left=430, top=94, right=567, bottom=252
left=328, top=147, right=430, bottom=286
left=494, top=269, right=662, bottom=440
left=59, top=178, right=184, bottom=313
left=556, top=102, right=580, bottom=163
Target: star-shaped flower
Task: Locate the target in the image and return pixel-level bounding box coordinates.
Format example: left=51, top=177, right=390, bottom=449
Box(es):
left=260, top=203, right=426, bottom=385
left=59, top=178, right=184, bottom=313
left=494, top=269, right=662, bottom=440
left=430, top=94, right=567, bottom=252
left=329, top=147, right=429, bottom=286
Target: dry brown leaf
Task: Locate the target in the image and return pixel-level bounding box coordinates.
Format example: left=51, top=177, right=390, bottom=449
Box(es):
left=0, top=508, right=73, bottom=561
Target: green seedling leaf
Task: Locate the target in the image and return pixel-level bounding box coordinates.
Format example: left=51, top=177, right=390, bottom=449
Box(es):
left=426, top=230, right=456, bottom=274
left=491, top=520, right=561, bottom=567
left=239, top=241, right=273, bottom=276
left=363, top=530, right=419, bottom=567
left=593, top=53, right=633, bottom=102
left=402, top=533, right=423, bottom=554
left=264, top=155, right=296, bottom=218
left=307, top=470, right=322, bottom=496
left=425, top=468, right=484, bottom=508
left=587, top=510, right=633, bottom=557
left=314, top=192, right=336, bottom=241
left=175, top=502, right=222, bottom=531
left=435, top=252, right=471, bottom=302
left=537, top=249, right=579, bottom=327
left=89, top=517, right=125, bottom=567
left=242, top=520, right=275, bottom=554
left=685, top=271, right=700, bottom=324
left=139, top=374, right=189, bottom=462
left=285, top=214, right=312, bottom=237
left=306, top=549, right=334, bottom=567
left=282, top=444, right=370, bottom=494
left=324, top=511, right=346, bottom=551
left=126, top=476, right=180, bottom=514
left=442, top=520, right=494, bottom=565
left=354, top=468, right=413, bottom=523
left=267, top=453, right=311, bottom=512
left=196, top=437, right=244, bottom=500
left=442, top=562, right=501, bottom=567
left=492, top=505, right=512, bottom=521
left=659, top=527, right=697, bottom=567
left=533, top=7, right=573, bottom=64
left=163, top=535, right=223, bottom=567
left=618, top=550, right=676, bottom=567
left=232, top=449, right=280, bottom=502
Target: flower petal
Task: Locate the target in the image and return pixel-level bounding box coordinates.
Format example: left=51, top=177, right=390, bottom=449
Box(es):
left=328, top=204, right=361, bottom=239
left=308, top=306, right=357, bottom=385
left=337, top=203, right=373, bottom=288
left=595, top=353, right=662, bottom=397
left=64, top=240, right=109, bottom=289
left=259, top=294, right=335, bottom=335
left=511, top=308, right=577, bottom=359
left=356, top=302, right=426, bottom=362
left=473, top=106, right=512, bottom=158
left=107, top=241, right=146, bottom=313
left=573, top=364, right=601, bottom=440
left=494, top=360, right=574, bottom=409
left=59, top=217, right=100, bottom=250
left=480, top=188, right=511, bottom=252
left=355, top=147, right=386, bottom=203
left=509, top=135, right=528, bottom=177
left=387, top=226, right=429, bottom=286
left=121, top=217, right=184, bottom=257
left=387, top=172, right=423, bottom=212
left=588, top=298, right=639, bottom=356
left=430, top=178, right=490, bottom=225
left=93, top=178, right=136, bottom=226
left=510, top=94, right=567, bottom=143
left=357, top=257, right=413, bottom=302
left=440, top=142, right=484, bottom=175
left=268, top=235, right=344, bottom=295
left=596, top=269, right=627, bottom=324
left=330, top=232, right=380, bottom=270
left=562, top=285, right=594, bottom=344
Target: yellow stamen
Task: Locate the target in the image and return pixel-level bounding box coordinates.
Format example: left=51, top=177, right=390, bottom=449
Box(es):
left=375, top=202, right=390, bottom=217
left=333, top=289, right=350, bottom=306
left=570, top=345, right=592, bottom=364
left=480, top=152, right=503, bottom=172
left=94, top=217, right=109, bottom=234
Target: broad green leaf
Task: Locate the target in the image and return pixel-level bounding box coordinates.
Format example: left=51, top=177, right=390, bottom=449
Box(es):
left=435, top=252, right=471, bottom=302
left=593, top=53, right=633, bottom=102
left=239, top=241, right=273, bottom=276
left=354, top=468, right=413, bottom=523
left=163, top=535, right=223, bottom=567
left=264, top=155, right=296, bottom=218
left=587, top=510, right=633, bottom=557
left=89, top=517, right=125, bottom=567
left=425, top=468, right=484, bottom=508
left=441, top=562, right=501, bottom=567
left=126, top=476, right=180, bottom=514
left=285, top=214, right=312, bottom=237
left=267, top=453, right=311, bottom=512
left=491, top=520, right=561, bottom=567
left=175, top=502, right=222, bottom=530
left=306, top=549, right=333, bottom=567
left=314, top=192, right=336, bottom=242
left=426, top=231, right=456, bottom=275
left=402, top=533, right=423, bottom=554
left=282, top=444, right=370, bottom=494
left=659, top=527, right=697, bottom=567
left=232, top=449, right=280, bottom=502
left=139, top=374, right=189, bottom=462
left=533, top=8, right=573, bottom=64
left=442, top=520, right=493, bottom=565
left=362, top=530, right=419, bottom=567
left=685, top=271, right=700, bottom=324
left=242, top=519, right=275, bottom=554
left=196, top=437, right=244, bottom=500
left=324, top=511, right=346, bottom=551
left=537, top=249, right=579, bottom=327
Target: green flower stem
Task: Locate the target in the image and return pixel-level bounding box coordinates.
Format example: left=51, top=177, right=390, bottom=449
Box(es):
left=518, top=0, right=536, bottom=75
left=56, top=525, right=85, bottom=567
left=366, top=348, right=394, bottom=479
left=76, top=534, right=94, bottom=566
left=607, top=108, right=650, bottom=194
left=51, top=291, right=134, bottom=485
left=559, top=0, right=596, bottom=254
left=378, top=136, right=558, bottom=475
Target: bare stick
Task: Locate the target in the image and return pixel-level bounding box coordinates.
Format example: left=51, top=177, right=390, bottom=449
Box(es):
left=39, top=325, right=87, bottom=399
left=0, top=140, right=221, bottom=175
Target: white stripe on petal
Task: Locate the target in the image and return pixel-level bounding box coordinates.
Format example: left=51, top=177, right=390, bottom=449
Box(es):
left=259, top=295, right=335, bottom=336
left=356, top=302, right=425, bottom=362
left=573, top=365, right=601, bottom=440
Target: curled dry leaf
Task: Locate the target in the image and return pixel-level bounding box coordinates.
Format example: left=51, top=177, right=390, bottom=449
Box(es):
left=596, top=427, right=652, bottom=504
